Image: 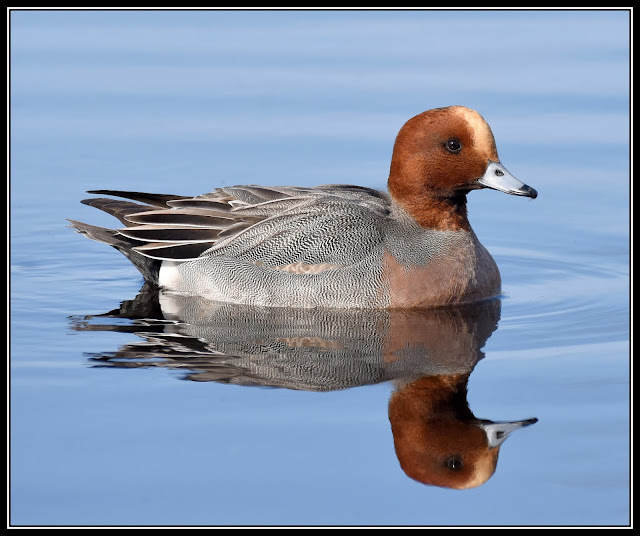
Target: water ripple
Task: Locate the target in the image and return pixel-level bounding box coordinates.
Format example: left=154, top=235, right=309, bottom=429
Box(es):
left=493, top=246, right=629, bottom=349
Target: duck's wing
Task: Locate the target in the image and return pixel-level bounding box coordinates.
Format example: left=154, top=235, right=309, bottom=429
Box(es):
left=75, top=185, right=392, bottom=269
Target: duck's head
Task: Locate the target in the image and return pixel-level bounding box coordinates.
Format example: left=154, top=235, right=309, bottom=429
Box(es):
left=388, top=106, right=537, bottom=230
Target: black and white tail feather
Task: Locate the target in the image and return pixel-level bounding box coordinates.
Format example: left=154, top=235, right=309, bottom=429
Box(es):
left=69, top=185, right=391, bottom=285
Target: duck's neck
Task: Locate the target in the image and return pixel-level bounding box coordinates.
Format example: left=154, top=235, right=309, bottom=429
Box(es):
left=388, top=175, right=471, bottom=232
left=390, top=374, right=473, bottom=419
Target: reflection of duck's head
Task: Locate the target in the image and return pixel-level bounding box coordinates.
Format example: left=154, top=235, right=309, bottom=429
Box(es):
left=389, top=374, right=537, bottom=489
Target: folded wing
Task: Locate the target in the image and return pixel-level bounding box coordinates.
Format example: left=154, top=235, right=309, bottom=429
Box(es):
left=72, top=185, right=391, bottom=274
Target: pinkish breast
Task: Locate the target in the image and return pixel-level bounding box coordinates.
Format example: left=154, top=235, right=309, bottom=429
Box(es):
left=382, top=238, right=501, bottom=308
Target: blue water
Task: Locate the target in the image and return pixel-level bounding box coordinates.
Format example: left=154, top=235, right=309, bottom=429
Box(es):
left=9, top=9, right=630, bottom=527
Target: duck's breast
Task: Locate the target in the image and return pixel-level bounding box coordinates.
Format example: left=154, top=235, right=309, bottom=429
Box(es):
left=382, top=227, right=501, bottom=308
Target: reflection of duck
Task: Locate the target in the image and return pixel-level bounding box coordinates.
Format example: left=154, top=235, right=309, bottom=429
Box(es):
left=390, top=374, right=537, bottom=489
left=72, top=286, right=537, bottom=489
left=69, top=105, right=536, bottom=309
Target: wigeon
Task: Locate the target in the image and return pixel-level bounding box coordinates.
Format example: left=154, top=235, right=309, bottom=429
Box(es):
left=70, top=105, right=537, bottom=308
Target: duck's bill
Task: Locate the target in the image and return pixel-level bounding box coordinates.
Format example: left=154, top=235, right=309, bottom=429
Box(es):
left=478, top=417, right=539, bottom=449
left=478, top=161, right=538, bottom=199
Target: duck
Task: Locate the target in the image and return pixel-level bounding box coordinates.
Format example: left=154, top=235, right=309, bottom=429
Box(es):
left=69, top=105, right=537, bottom=309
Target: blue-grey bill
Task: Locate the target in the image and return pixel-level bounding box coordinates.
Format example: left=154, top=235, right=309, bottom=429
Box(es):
left=479, top=417, right=539, bottom=449
left=478, top=161, right=538, bottom=199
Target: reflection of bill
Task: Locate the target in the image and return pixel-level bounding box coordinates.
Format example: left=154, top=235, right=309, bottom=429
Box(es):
left=72, top=286, right=537, bottom=489
left=390, top=374, right=537, bottom=489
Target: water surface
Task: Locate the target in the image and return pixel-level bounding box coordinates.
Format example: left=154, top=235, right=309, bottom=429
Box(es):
left=10, top=9, right=630, bottom=527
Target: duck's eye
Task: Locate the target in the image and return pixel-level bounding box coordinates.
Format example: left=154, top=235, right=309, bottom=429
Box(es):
left=445, top=457, right=463, bottom=471
left=444, top=138, right=462, bottom=153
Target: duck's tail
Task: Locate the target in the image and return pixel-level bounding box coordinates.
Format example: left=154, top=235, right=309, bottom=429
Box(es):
left=68, top=193, right=172, bottom=285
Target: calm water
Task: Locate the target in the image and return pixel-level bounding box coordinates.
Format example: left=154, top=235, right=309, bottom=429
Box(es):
left=9, top=9, right=630, bottom=527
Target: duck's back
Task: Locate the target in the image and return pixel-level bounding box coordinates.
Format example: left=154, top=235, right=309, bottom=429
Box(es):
left=155, top=184, right=391, bottom=307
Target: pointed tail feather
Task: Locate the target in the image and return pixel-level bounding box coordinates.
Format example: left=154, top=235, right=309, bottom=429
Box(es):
left=68, top=219, right=161, bottom=284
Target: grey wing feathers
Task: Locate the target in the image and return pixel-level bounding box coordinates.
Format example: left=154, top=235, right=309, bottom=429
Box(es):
left=86, top=189, right=190, bottom=208
left=73, top=185, right=391, bottom=266
left=80, top=197, right=155, bottom=227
